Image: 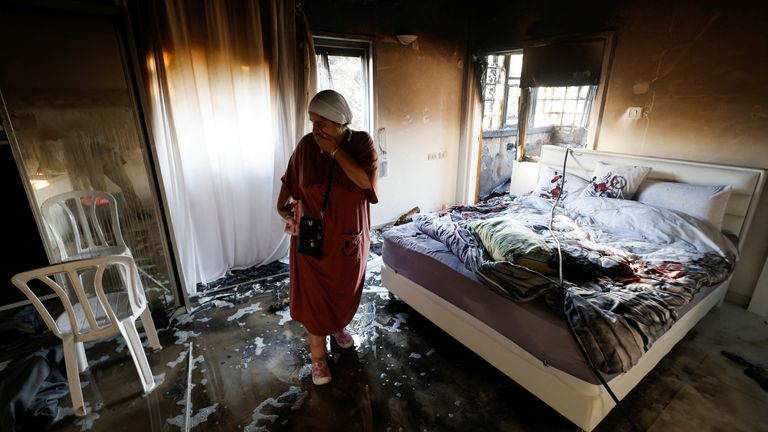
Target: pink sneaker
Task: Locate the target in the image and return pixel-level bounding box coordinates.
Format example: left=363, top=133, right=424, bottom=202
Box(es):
left=311, top=360, right=331, bottom=385
left=332, top=328, right=355, bottom=349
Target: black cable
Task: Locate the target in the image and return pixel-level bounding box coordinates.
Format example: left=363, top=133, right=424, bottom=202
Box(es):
left=547, top=148, right=642, bottom=432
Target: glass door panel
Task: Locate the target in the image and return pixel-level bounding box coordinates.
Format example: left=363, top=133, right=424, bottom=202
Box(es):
left=0, top=5, right=179, bottom=312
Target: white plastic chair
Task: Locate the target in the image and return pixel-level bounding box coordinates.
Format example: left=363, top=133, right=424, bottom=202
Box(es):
left=40, top=190, right=162, bottom=341
left=11, top=254, right=161, bottom=416
left=41, top=190, right=129, bottom=261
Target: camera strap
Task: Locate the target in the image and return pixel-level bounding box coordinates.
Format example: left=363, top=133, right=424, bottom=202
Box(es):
left=319, top=129, right=349, bottom=219
left=319, top=163, right=333, bottom=219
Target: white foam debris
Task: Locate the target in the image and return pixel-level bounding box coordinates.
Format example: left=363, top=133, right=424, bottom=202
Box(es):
left=142, top=373, right=167, bottom=397
left=243, top=386, right=307, bottom=432
left=173, top=330, right=200, bottom=345
left=384, top=313, right=408, bottom=332
left=277, top=309, right=292, bottom=326
left=165, top=350, right=196, bottom=369
left=212, top=300, right=235, bottom=309
left=253, top=337, right=266, bottom=355
left=226, top=303, right=262, bottom=321
left=409, top=352, right=421, bottom=359
left=166, top=403, right=219, bottom=429
left=191, top=355, right=205, bottom=371
left=426, top=348, right=435, bottom=356
left=174, top=313, right=195, bottom=326
left=363, top=283, right=388, bottom=293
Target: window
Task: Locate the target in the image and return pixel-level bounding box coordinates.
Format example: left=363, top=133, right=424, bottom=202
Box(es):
left=314, top=36, right=372, bottom=133
left=481, top=54, right=596, bottom=133
left=481, top=53, right=522, bottom=131
left=531, top=85, right=596, bottom=128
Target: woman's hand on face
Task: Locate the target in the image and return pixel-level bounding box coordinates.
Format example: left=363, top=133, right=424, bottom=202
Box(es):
left=314, top=132, right=338, bottom=154
left=310, top=114, right=344, bottom=154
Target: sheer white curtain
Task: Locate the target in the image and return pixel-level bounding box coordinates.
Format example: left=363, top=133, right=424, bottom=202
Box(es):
left=141, top=0, right=315, bottom=296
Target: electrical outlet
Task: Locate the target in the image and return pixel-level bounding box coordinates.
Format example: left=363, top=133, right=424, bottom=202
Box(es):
left=627, top=107, right=643, bottom=120
left=379, top=160, right=388, bottom=177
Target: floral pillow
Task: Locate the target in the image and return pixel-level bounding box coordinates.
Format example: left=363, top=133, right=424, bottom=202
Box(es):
left=534, top=165, right=590, bottom=201
left=581, top=162, right=651, bottom=199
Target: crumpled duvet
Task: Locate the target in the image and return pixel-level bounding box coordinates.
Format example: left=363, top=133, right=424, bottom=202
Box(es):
left=411, top=194, right=736, bottom=373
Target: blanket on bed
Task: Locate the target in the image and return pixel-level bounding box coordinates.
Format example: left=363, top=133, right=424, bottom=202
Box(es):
left=411, top=194, right=736, bottom=374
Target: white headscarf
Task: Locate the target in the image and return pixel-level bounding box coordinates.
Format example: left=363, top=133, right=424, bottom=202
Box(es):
left=308, top=90, right=353, bottom=125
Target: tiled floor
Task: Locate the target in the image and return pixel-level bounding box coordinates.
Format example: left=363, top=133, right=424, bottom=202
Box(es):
left=4, top=256, right=767, bottom=432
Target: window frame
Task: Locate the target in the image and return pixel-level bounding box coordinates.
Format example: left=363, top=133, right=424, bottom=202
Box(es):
left=481, top=51, right=523, bottom=132
left=313, top=35, right=374, bottom=134
left=529, top=85, right=597, bottom=129
left=477, top=32, right=614, bottom=160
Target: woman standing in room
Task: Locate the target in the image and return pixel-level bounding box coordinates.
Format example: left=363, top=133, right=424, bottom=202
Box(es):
left=277, top=90, right=379, bottom=385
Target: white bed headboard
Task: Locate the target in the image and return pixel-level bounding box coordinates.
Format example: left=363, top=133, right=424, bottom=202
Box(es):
left=539, top=145, right=766, bottom=250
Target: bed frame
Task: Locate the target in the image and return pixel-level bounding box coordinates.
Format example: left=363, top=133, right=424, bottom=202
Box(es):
left=381, top=145, right=765, bottom=431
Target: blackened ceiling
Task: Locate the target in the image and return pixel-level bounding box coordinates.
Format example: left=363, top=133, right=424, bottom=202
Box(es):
left=302, top=0, right=626, bottom=51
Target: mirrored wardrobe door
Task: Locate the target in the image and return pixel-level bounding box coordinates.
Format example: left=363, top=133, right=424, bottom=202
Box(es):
left=0, top=3, right=180, bottom=313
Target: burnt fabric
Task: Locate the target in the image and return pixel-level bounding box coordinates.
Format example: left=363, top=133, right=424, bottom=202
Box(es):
left=281, top=131, right=378, bottom=335
left=0, top=346, right=68, bottom=432
left=411, top=194, right=734, bottom=374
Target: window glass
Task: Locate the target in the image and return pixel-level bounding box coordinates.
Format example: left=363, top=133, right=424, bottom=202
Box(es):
left=314, top=37, right=372, bottom=133
left=481, top=53, right=522, bottom=130
left=531, top=85, right=596, bottom=128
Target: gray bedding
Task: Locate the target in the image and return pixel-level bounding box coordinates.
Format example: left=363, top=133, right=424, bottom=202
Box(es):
left=401, top=194, right=735, bottom=374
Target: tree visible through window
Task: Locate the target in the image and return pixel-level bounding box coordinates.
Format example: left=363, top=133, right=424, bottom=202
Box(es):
left=314, top=36, right=372, bottom=133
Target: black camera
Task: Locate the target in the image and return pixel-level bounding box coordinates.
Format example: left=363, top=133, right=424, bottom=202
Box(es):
left=298, top=216, right=324, bottom=257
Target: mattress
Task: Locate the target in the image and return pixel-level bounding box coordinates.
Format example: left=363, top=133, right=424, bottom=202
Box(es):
left=382, top=222, right=719, bottom=384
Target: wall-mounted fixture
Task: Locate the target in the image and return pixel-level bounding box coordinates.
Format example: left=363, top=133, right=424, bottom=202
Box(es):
left=377, top=127, right=388, bottom=178
left=396, top=34, right=418, bottom=45
left=627, top=106, right=644, bottom=120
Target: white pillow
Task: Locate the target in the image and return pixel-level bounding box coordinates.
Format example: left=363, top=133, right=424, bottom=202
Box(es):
left=581, top=162, right=651, bottom=199
left=635, top=181, right=732, bottom=230
left=533, top=165, right=590, bottom=201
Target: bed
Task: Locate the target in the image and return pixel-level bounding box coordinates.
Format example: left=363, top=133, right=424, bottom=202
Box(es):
left=381, top=145, right=765, bottom=431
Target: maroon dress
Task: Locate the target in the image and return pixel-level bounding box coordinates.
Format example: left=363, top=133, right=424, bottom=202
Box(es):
left=281, top=130, right=378, bottom=335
